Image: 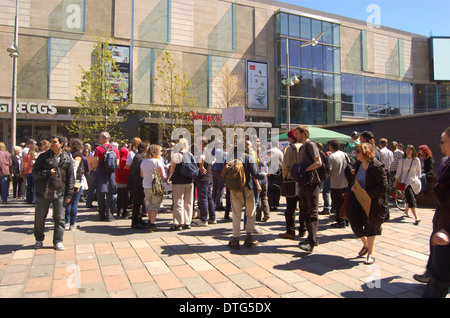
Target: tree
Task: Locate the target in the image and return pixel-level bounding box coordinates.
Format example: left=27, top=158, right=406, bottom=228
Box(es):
left=68, top=36, right=130, bottom=144
left=214, top=63, right=247, bottom=110
left=151, top=50, right=199, bottom=145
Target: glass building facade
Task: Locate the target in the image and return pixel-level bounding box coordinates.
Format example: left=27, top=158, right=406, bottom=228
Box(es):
left=275, top=12, right=341, bottom=125
left=275, top=11, right=450, bottom=125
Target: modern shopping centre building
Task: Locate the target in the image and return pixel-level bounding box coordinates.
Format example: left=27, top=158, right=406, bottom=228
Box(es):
left=1, top=0, right=449, bottom=146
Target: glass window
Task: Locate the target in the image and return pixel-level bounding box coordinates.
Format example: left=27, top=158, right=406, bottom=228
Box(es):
left=301, top=99, right=314, bottom=124
left=313, top=72, right=324, bottom=99
left=366, top=77, right=378, bottom=105
left=311, top=19, right=322, bottom=40
left=399, top=82, right=411, bottom=109
left=321, top=22, right=333, bottom=45
left=388, top=80, right=399, bottom=108
left=323, top=46, right=334, bottom=73
left=414, top=84, right=427, bottom=113
left=439, top=84, right=450, bottom=110
left=354, top=75, right=365, bottom=105
left=324, top=73, right=334, bottom=100
left=289, top=14, right=300, bottom=37
left=277, top=67, right=287, bottom=96
left=300, top=17, right=311, bottom=40
left=300, top=70, right=313, bottom=98
left=377, top=79, right=388, bottom=107
left=342, top=103, right=354, bottom=116
left=312, top=44, right=323, bottom=71
left=280, top=13, right=288, bottom=36
left=289, top=39, right=301, bottom=68
left=427, top=84, right=439, bottom=111
left=300, top=42, right=312, bottom=69
left=341, top=73, right=353, bottom=103
left=333, top=23, right=340, bottom=46
left=333, top=47, right=340, bottom=73
left=278, top=38, right=286, bottom=66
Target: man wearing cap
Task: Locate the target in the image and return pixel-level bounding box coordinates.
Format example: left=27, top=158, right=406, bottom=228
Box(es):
left=279, top=129, right=306, bottom=240
left=360, top=131, right=384, bottom=165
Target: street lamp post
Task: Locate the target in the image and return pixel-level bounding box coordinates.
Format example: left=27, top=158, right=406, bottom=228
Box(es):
left=7, top=0, right=19, bottom=153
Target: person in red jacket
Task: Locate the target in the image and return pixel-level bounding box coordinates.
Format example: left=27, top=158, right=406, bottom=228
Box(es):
left=116, top=145, right=130, bottom=218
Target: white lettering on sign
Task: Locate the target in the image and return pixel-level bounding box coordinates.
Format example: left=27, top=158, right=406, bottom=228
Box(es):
left=0, top=101, right=58, bottom=115
left=66, top=4, right=82, bottom=29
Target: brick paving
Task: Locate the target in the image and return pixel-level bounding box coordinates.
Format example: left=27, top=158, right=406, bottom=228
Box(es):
left=0, top=195, right=446, bottom=299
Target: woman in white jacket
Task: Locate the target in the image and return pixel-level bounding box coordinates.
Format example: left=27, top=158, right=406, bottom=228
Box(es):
left=394, top=145, right=422, bottom=225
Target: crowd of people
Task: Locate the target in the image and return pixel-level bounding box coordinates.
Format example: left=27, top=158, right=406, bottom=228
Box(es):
left=0, top=125, right=448, bottom=298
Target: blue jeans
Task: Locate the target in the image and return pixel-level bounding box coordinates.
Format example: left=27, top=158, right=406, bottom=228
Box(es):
left=25, top=173, right=36, bottom=204
left=0, top=175, right=8, bottom=203
left=65, top=188, right=82, bottom=226
left=196, top=181, right=215, bottom=222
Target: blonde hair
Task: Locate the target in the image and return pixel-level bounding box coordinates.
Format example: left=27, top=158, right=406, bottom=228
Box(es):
left=0, top=142, right=6, bottom=151
left=176, top=138, right=189, bottom=152
left=147, top=144, right=161, bottom=159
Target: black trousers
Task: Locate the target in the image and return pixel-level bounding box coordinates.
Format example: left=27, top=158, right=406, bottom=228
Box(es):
left=131, top=184, right=145, bottom=226
left=298, top=183, right=320, bottom=245
left=284, top=196, right=305, bottom=235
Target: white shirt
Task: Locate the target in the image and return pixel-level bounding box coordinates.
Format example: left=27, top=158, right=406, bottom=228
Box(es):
left=379, top=147, right=394, bottom=170
left=140, top=158, right=165, bottom=189
left=395, top=157, right=422, bottom=194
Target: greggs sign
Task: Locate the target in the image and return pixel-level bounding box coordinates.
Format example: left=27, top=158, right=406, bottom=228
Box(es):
left=0, top=101, right=58, bottom=115
left=190, top=111, right=222, bottom=123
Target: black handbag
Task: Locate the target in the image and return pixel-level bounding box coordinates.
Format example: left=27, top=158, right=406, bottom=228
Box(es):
left=281, top=179, right=297, bottom=197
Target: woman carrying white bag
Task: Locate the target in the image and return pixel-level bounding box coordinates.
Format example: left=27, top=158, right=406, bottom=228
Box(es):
left=65, top=138, right=88, bottom=230
left=394, top=144, right=422, bottom=225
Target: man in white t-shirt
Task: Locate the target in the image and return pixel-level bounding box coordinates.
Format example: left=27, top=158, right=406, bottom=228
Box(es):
left=379, top=138, right=394, bottom=179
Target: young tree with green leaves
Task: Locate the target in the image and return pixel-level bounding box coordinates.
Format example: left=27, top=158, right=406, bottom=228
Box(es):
left=151, top=50, right=199, bottom=145
left=68, top=36, right=130, bottom=145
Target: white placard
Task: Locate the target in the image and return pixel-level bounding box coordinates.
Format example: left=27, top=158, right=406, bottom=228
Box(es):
left=222, top=107, right=245, bottom=125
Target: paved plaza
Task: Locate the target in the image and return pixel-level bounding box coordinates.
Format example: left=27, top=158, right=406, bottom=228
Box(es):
left=0, top=194, right=444, bottom=299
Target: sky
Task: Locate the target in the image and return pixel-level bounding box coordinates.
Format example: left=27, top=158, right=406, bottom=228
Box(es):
left=277, top=0, right=450, bottom=37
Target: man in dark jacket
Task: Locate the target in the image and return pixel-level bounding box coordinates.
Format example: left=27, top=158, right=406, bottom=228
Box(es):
left=32, top=134, right=75, bottom=251
left=228, top=144, right=266, bottom=249
left=423, top=127, right=450, bottom=298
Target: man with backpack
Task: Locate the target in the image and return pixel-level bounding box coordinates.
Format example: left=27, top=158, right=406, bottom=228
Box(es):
left=94, top=132, right=119, bottom=221
left=294, top=125, right=327, bottom=253
left=223, top=140, right=267, bottom=249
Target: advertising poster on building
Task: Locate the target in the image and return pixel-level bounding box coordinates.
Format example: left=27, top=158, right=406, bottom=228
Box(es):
left=247, top=60, right=268, bottom=110
left=103, top=44, right=130, bottom=101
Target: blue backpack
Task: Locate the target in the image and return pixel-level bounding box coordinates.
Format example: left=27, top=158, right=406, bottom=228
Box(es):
left=179, top=152, right=199, bottom=178
left=100, top=144, right=117, bottom=174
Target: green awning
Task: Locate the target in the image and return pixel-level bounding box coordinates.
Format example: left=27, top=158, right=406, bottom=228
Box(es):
left=269, top=126, right=352, bottom=145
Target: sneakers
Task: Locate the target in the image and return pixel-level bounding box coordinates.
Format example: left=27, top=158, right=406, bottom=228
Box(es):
left=299, top=240, right=314, bottom=253
left=54, top=242, right=65, bottom=251
left=192, top=220, right=208, bottom=227
left=35, top=241, right=65, bottom=251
